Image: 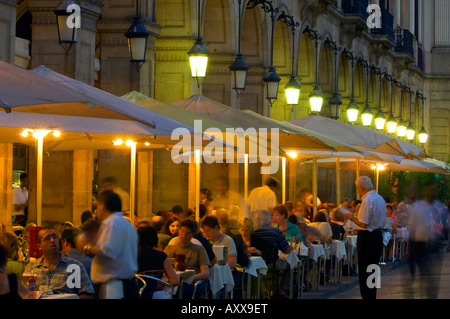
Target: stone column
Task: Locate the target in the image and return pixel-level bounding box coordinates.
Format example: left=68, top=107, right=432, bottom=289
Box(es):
left=0, top=144, right=13, bottom=231
left=137, top=150, right=153, bottom=219
left=97, top=1, right=161, bottom=97
left=27, top=148, right=93, bottom=228
left=27, top=0, right=102, bottom=84
left=0, top=0, right=16, bottom=64
left=72, top=150, right=93, bottom=226
left=288, top=159, right=296, bottom=202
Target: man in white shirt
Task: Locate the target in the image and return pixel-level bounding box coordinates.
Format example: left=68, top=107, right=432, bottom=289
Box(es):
left=12, top=173, right=28, bottom=226
left=247, top=177, right=279, bottom=215
left=211, top=176, right=247, bottom=217
left=77, top=190, right=138, bottom=299
left=343, top=176, right=385, bottom=300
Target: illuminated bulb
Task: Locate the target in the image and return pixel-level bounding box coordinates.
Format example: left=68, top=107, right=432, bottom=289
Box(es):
left=396, top=120, right=407, bottom=137
left=125, top=140, right=136, bottom=147
left=21, top=130, right=29, bottom=137
left=144, top=142, right=150, bottom=147
left=286, top=151, right=298, bottom=159
left=52, top=130, right=61, bottom=137
left=113, top=139, right=123, bottom=146
left=33, top=129, right=51, bottom=139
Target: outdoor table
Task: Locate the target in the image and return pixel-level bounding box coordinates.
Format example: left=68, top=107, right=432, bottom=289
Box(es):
left=396, top=227, right=409, bottom=241
left=345, top=235, right=358, bottom=275
left=308, top=244, right=326, bottom=262
left=330, top=240, right=347, bottom=283
left=295, top=243, right=308, bottom=298
left=395, top=227, right=409, bottom=259
left=242, top=256, right=268, bottom=299
left=279, top=250, right=300, bottom=298
left=176, top=269, right=195, bottom=298
left=209, top=264, right=234, bottom=298
left=307, top=244, right=325, bottom=290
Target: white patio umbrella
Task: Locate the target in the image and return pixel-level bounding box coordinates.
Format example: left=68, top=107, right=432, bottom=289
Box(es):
left=0, top=62, right=228, bottom=225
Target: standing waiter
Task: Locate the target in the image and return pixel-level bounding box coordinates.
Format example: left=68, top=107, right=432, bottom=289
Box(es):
left=343, top=176, right=385, bottom=299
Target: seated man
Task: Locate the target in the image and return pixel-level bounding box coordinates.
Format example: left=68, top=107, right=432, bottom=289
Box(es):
left=250, top=210, right=293, bottom=262
left=201, top=215, right=248, bottom=298
left=250, top=210, right=293, bottom=298
left=164, top=219, right=210, bottom=298
left=201, top=216, right=237, bottom=268
left=60, top=227, right=93, bottom=278
left=24, top=227, right=94, bottom=298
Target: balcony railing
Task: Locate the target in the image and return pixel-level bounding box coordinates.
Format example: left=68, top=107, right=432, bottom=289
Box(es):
left=370, top=8, right=395, bottom=42
left=341, top=0, right=369, bottom=18
left=418, top=46, right=425, bottom=72
left=394, top=28, right=415, bottom=59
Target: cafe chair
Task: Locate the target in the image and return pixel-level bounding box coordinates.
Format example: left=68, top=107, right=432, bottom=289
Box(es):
left=192, top=279, right=210, bottom=299
left=263, top=246, right=281, bottom=299
left=135, top=274, right=174, bottom=299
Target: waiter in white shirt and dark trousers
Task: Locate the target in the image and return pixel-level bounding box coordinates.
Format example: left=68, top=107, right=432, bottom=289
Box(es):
left=77, top=190, right=139, bottom=299
left=344, top=176, right=386, bottom=299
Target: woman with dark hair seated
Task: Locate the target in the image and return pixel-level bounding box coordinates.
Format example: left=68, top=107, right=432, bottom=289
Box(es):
left=137, top=226, right=179, bottom=286
left=272, top=204, right=303, bottom=244
left=0, top=245, right=25, bottom=299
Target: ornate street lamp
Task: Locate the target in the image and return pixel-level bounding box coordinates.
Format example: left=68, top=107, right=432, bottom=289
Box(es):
left=125, top=18, right=150, bottom=71
left=304, top=26, right=323, bottom=114
left=229, top=0, right=249, bottom=94
left=247, top=0, right=281, bottom=105
left=278, top=12, right=300, bottom=112
left=325, top=38, right=342, bottom=119
left=373, top=66, right=386, bottom=130
left=405, top=87, right=415, bottom=141
left=124, top=0, right=150, bottom=71
left=358, top=57, right=373, bottom=126
left=417, top=92, right=428, bottom=144
left=188, top=0, right=209, bottom=87
left=396, top=82, right=407, bottom=137
left=54, top=0, right=80, bottom=54
left=343, top=49, right=359, bottom=123
left=285, top=76, right=301, bottom=106
left=385, top=74, right=397, bottom=134
left=263, top=67, right=281, bottom=104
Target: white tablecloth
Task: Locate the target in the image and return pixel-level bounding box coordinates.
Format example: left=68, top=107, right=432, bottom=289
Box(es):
left=244, top=256, right=268, bottom=277
left=331, top=240, right=347, bottom=261
left=396, top=227, right=409, bottom=241
left=308, top=244, right=325, bottom=262
left=383, top=232, right=392, bottom=246
left=297, top=243, right=309, bottom=257
left=279, top=250, right=300, bottom=269
left=346, top=235, right=357, bottom=248
left=176, top=269, right=195, bottom=285
left=209, top=264, right=234, bottom=295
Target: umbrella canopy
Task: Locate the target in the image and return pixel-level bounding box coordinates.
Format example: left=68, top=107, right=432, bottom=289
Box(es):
left=170, top=94, right=336, bottom=152
left=290, top=115, right=426, bottom=159
left=0, top=112, right=165, bottom=151
left=29, top=66, right=195, bottom=135
left=121, top=91, right=232, bottom=132
left=0, top=61, right=153, bottom=126
left=28, top=66, right=234, bottom=151
left=303, top=157, right=449, bottom=174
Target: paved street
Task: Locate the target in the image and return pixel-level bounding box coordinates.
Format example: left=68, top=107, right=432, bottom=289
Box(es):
left=330, top=245, right=450, bottom=299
